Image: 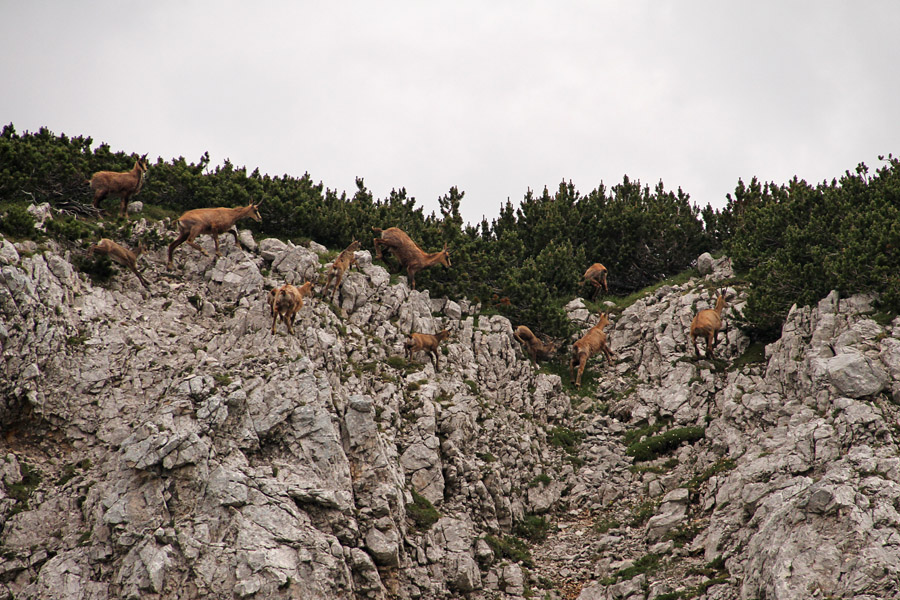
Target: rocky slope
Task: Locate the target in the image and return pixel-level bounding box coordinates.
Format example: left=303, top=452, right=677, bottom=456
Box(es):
left=1, top=219, right=899, bottom=600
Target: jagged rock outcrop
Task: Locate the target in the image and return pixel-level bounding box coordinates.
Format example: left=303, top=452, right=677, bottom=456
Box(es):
left=1, top=217, right=899, bottom=600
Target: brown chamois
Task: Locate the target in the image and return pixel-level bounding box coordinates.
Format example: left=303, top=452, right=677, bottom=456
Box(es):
left=322, top=240, right=361, bottom=300
left=89, top=155, right=149, bottom=218
left=167, top=201, right=263, bottom=269
left=690, top=288, right=728, bottom=358
left=270, top=282, right=314, bottom=335
left=87, top=238, right=149, bottom=289
left=583, top=263, right=609, bottom=299
left=405, top=329, right=451, bottom=371
left=569, top=312, right=614, bottom=387
left=372, top=227, right=450, bottom=290
left=514, top=325, right=558, bottom=364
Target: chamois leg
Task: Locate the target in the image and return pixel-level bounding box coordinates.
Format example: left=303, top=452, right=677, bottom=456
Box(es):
left=184, top=228, right=209, bottom=256
left=372, top=238, right=384, bottom=260
left=133, top=268, right=150, bottom=289
left=167, top=231, right=191, bottom=269
left=119, top=197, right=129, bottom=219
left=601, top=344, right=614, bottom=365
left=228, top=227, right=241, bottom=250
left=575, top=356, right=587, bottom=388
left=92, top=190, right=108, bottom=211
left=331, top=273, right=344, bottom=301
left=271, top=312, right=279, bottom=335
left=212, top=234, right=222, bottom=258
left=407, top=267, right=417, bottom=290
left=431, top=350, right=439, bottom=372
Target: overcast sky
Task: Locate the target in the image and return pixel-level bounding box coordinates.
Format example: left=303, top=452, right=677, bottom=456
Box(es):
left=3, top=2, right=898, bottom=226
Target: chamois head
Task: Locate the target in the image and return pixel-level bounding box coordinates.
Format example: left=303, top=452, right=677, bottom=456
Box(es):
left=438, top=243, right=451, bottom=268
left=246, top=199, right=264, bottom=223
left=714, top=288, right=728, bottom=312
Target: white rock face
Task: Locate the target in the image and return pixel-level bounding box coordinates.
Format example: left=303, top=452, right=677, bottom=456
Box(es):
left=2, top=233, right=899, bottom=600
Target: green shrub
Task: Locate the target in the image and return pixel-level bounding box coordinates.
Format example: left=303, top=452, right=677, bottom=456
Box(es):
left=0, top=204, right=36, bottom=238
left=721, top=159, right=900, bottom=341
left=484, top=534, right=533, bottom=567
left=548, top=426, right=583, bottom=455
left=406, top=489, right=440, bottom=531
left=626, top=427, right=705, bottom=462
left=514, top=514, right=552, bottom=543
left=7, top=461, right=42, bottom=515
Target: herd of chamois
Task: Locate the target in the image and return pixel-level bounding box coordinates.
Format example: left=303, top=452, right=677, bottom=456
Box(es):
left=84, top=160, right=729, bottom=385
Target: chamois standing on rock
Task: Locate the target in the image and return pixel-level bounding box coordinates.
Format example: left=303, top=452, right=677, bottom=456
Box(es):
left=583, top=263, right=608, bottom=298
left=167, top=201, right=263, bottom=269
left=514, top=325, right=557, bottom=364
left=690, top=288, right=728, bottom=358
left=270, top=282, right=313, bottom=335
left=89, top=155, right=149, bottom=218
left=87, top=238, right=149, bottom=289
left=570, top=312, right=614, bottom=387
left=372, top=227, right=450, bottom=290
left=406, top=330, right=451, bottom=372
left=323, top=240, right=360, bottom=300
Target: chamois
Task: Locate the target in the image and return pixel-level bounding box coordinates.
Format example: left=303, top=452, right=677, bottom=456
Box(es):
left=405, top=330, right=451, bottom=372
left=372, top=227, right=450, bottom=290
left=322, top=240, right=361, bottom=300
left=270, top=282, right=313, bottom=335
left=89, top=155, right=149, bottom=218
left=583, top=263, right=608, bottom=298
left=690, top=288, right=728, bottom=358
left=569, top=312, right=614, bottom=387
left=167, top=201, right=263, bottom=269
left=87, top=238, right=149, bottom=289
left=514, top=325, right=557, bottom=364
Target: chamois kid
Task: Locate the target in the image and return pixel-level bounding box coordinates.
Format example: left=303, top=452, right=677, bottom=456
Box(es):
left=690, top=288, right=728, bottom=358
left=87, top=238, right=149, bottom=289
left=570, top=312, right=614, bottom=387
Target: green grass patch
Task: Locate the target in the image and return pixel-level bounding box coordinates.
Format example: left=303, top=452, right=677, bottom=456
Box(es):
left=476, top=452, right=497, bottom=463
left=621, top=419, right=670, bottom=447
left=629, top=499, right=658, bottom=527
left=55, top=459, right=91, bottom=487
left=66, top=329, right=90, bottom=346
left=626, top=427, right=705, bottom=462
left=684, top=458, right=737, bottom=493
left=484, top=534, right=533, bottom=568
left=212, top=373, right=232, bottom=387
left=539, top=357, right=601, bottom=398
left=514, top=514, right=553, bottom=543
left=592, top=516, right=621, bottom=534
left=605, top=268, right=699, bottom=312
left=602, top=553, right=662, bottom=585
left=730, top=341, right=767, bottom=370
left=528, top=473, right=552, bottom=487
left=547, top=426, right=584, bottom=455
left=7, top=461, right=42, bottom=515
left=406, top=489, right=440, bottom=531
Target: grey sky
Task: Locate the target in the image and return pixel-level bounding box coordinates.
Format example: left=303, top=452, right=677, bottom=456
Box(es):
left=3, top=2, right=898, bottom=226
